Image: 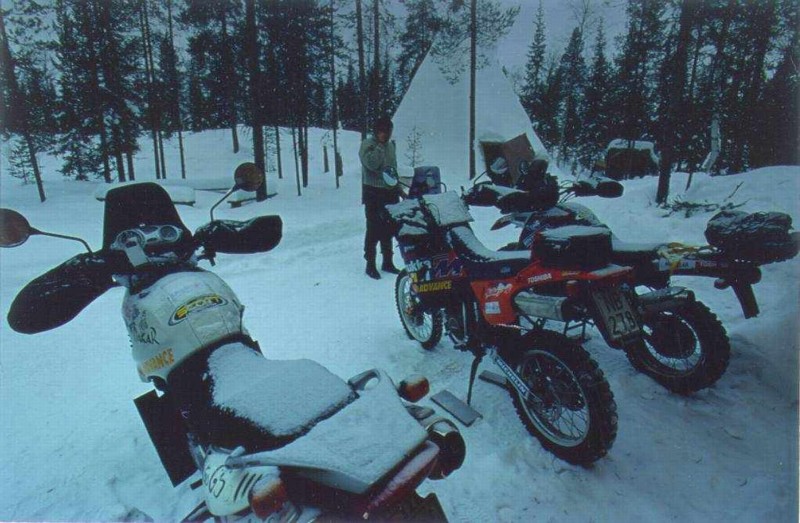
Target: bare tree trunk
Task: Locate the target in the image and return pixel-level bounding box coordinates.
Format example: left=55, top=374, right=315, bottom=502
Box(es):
left=140, top=0, right=161, bottom=179
left=268, top=126, right=269, bottom=174
left=292, top=126, right=301, bottom=196
left=468, top=0, right=477, bottom=179
left=98, top=123, right=112, bottom=183
left=246, top=0, right=267, bottom=200
left=330, top=0, right=340, bottom=188
left=370, top=0, right=380, bottom=124
left=0, top=11, right=46, bottom=201
left=166, top=0, right=187, bottom=179
left=656, top=0, right=696, bottom=204
left=300, top=123, right=308, bottom=187
left=126, top=151, right=135, bottom=180
left=355, top=0, right=366, bottom=138
left=113, top=127, right=126, bottom=182
left=221, top=9, right=239, bottom=154
left=275, top=126, right=283, bottom=179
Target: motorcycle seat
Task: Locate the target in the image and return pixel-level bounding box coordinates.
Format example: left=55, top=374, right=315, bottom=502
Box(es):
left=448, top=226, right=531, bottom=279
left=611, top=236, right=665, bottom=264
left=170, top=342, right=356, bottom=452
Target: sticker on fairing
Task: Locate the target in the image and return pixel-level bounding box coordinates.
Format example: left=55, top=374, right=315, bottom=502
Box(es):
left=169, top=294, right=228, bottom=325
left=485, top=283, right=512, bottom=299
left=485, top=301, right=501, bottom=315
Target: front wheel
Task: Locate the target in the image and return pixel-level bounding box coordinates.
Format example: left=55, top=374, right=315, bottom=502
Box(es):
left=508, top=331, right=617, bottom=466
left=395, top=270, right=443, bottom=350
left=627, top=300, right=730, bottom=394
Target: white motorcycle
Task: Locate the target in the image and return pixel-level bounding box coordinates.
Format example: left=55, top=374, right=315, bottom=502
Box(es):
left=2, top=164, right=465, bottom=521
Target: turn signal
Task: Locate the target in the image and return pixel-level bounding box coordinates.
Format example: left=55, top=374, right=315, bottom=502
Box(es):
left=249, top=476, right=288, bottom=520
left=398, top=375, right=430, bottom=402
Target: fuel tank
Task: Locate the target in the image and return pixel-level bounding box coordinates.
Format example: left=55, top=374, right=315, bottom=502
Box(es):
left=122, top=271, right=246, bottom=382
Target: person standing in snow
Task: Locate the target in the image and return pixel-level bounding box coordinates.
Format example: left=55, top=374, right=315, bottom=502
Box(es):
left=360, top=116, right=402, bottom=280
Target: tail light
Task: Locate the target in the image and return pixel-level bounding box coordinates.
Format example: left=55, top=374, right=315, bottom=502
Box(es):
left=565, top=280, right=581, bottom=298
left=249, top=476, right=289, bottom=520
left=398, top=375, right=430, bottom=402
left=363, top=441, right=440, bottom=518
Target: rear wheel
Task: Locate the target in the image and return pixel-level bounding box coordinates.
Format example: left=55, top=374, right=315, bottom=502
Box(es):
left=395, top=270, right=443, bottom=350
left=508, top=331, right=617, bottom=466
left=627, top=300, right=730, bottom=394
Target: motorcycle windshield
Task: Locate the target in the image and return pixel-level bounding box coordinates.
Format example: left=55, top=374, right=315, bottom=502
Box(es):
left=102, top=183, right=192, bottom=249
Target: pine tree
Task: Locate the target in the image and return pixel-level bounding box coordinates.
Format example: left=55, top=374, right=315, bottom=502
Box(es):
left=750, top=25, right=798, bottom=167
left=531, top=54, right=562, bottom=151
left=520, top=0, right=546, bottom=118
left=579, top=24, right=612, bottom=170
left=181, top=0, right=243, bottom=151
left=655, top=0, right=698, bottom=203
left=396, top=0, right=442, bottom=96
left=613, top=0, right=666, bottom=145
left=556, top=26, right=586, bottom=168
left=2, top=0, right=58, bottom=143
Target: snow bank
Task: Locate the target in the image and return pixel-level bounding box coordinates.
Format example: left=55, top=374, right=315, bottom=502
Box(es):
left=0, top=123, right=797, bottom=522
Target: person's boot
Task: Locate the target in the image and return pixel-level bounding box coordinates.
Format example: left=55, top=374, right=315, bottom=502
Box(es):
left=381, top=258, right=400, bottom=274
left=366, top=259, right=381, bottom=279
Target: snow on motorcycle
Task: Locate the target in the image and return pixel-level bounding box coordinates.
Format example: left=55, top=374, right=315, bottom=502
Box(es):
left=476, top=156, right=799, bottom=394
left=1, top=164, right=466, bottom=522
left=384, top=167, right=618, bottom=466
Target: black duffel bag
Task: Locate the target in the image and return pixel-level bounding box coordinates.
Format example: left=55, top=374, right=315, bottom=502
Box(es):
left=705, top=210, right=799, bottom=264
left=533, top=225, right=612, bottom=270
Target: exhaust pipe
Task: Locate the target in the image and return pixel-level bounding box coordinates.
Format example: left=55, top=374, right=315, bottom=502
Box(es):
left=424, top=418, right=466, bottom=479
left=638, top=286, right=694, bottom=315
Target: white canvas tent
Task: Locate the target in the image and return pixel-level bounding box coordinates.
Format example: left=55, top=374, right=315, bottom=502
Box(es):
left=392, top=51, right=552, bottom=185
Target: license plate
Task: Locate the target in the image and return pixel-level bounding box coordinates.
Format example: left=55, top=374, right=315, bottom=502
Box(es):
left=592, top=287, right=641, bottom=342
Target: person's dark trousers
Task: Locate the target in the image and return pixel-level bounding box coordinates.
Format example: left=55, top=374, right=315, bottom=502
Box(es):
left=363, top=185, right=399, bottom=276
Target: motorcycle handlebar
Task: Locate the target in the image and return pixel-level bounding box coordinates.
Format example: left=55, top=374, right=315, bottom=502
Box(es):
left=571, top=177, right=624, bottom=198
left=194, top=216, right=283, bottom=255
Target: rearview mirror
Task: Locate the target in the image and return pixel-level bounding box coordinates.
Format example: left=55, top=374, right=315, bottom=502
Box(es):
left=0, top=208, right=34, bottom=248
left=211, top=163, right=266, bottom=222
left=234, top=162, right=264, bottom=192
left=0, top=208, right=92, bottom=251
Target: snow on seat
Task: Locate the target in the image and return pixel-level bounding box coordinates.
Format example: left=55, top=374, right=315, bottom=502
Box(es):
left=208, top=343, right=355, bottom=441
left=449, top=225, right=531, bottom=279
left=611, top=235, right=665, bottom=264
left=420, top=192, right=473, bottom=227
left=235, top=369, right=429, bottom=495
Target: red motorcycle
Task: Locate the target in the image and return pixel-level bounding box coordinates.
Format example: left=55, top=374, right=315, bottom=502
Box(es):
left=387, top=172, right=620, bottom=466
left=476, top=158, right=798, bottom=394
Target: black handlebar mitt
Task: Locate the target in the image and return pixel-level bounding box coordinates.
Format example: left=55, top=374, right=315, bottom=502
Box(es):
left=195, top=216, right=283, bottom=254
left=8, top=251, right=121, bottom=334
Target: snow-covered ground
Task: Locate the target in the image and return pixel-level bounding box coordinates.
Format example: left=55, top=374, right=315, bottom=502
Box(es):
left=0, top=127, right=798, bottom=521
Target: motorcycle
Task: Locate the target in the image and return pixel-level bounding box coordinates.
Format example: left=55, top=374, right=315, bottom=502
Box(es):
left=476, top=157, right=799, bottom=394
left=385, top=167, right=618, bottom=466
left=1, top=163, right=465, bottom=522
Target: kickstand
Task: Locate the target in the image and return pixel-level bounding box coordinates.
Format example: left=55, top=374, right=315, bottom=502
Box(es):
left=466, top=352, right=484, bottom=406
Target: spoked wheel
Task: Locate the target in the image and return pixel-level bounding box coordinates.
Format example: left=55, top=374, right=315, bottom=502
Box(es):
left=395, top=270, right=443, bottom=350
left=508, top=331, right=617, bottom=466
left=627, top=300, right=730, bottom=394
